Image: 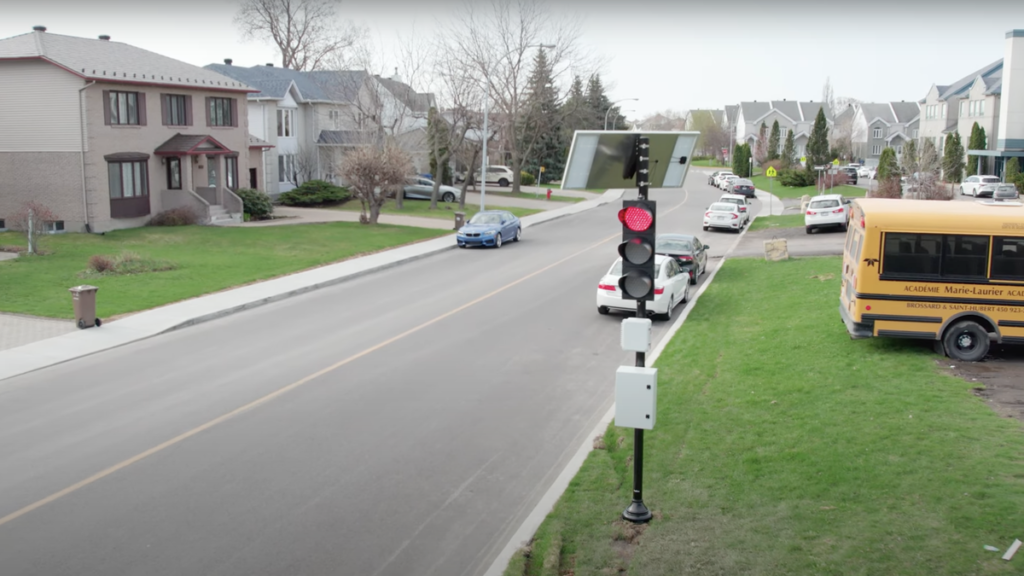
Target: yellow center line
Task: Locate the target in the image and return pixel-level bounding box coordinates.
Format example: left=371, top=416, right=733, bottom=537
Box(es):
left=0, top=192, right=693, bottom=530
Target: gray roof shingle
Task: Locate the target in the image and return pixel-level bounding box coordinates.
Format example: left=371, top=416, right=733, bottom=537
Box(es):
left=770, top=100, right=800, bottom=122
left=890, top=102, right=920, bottom=123
left=204, top=64, right=369, bottom=102
left=740, top=101, right=771, bottom=122
left=861, top=103, right=896, bottom=124
left=317, top=130, right=375, bottom=145
left=938, top=59, right=1002, bottom=100
left=800, top=102, right=832, bottom=122
left=0, top=31, right=252, bottom=92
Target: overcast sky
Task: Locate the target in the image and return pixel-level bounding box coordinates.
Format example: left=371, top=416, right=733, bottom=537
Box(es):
left=4, top=0, right=1024, bottom=120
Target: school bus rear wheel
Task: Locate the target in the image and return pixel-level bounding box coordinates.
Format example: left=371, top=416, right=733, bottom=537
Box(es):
left=942, top=320, right=990, bottom=362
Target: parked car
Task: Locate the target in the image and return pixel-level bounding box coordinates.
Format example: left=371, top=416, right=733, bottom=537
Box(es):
left=456, top=210, right=521, bottom=248
left=708, top=170, right=732, bottom=186
left=402, top=177, right=462, bottom=203
left=713, top=172, right=735, bottom=189
left=857, top=165, right=873, bottom=178
left=805, top=194, right=852, bottom=234
left=472, top=165, right=515, bottom=187
left=988, top=183, right=1020, bottom=200
left=655, top=234, right=710, bottom=285
left=719, top=175, right=740, bottom=191
left=703, top=202, right=744, bottom=232
left=596, top=255, right=690, bottom=321
left=729, top=178, right=756, bottom=198
left=718, top=193, right=752, bottom=225
left=840, top=167, right=859, bottom=184
left=959, top=175, right=1001, bottom=196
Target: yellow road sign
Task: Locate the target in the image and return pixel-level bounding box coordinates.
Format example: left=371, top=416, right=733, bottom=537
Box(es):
left=832, top=159, right=840, bottom=166
left=540, top=166, right=546, bottom=172
left=800, top=156, right=806, bottom=163
left=766, top=166, right=777, bottom=178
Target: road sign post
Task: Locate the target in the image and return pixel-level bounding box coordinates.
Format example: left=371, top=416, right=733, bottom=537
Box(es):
left=765, top=166, right=777, bottom=216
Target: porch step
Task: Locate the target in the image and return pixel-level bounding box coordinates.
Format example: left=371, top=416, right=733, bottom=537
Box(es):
left=207, top=204, right=242, bottom=226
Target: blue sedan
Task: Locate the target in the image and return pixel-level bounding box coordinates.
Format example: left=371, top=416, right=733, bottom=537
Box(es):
left=456, top=210, right=521, bottom=248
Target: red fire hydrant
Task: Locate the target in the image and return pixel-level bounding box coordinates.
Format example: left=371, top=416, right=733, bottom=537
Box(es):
left=546, top=188, right=552, bottom=200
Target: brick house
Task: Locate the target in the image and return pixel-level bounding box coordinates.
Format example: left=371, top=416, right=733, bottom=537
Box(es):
left=0, top=27, right=257, bottom=233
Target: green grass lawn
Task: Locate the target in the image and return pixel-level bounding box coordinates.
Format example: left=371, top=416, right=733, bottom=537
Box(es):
left=692, top=159, right=730, bottom=168
left=506, top=257, right=1024, bottom=576
left=750, top=173, right=865, bottom=199
left=747, top=214, right=807, bottom=232
left=0, top=224, right=448, bottom=319
left=331, top=200, right=541, bottom=221
left=474, top=189, right=586, bottom=203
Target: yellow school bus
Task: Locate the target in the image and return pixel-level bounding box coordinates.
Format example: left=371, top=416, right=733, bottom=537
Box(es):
left=839, top=198, right=1024, bottom=361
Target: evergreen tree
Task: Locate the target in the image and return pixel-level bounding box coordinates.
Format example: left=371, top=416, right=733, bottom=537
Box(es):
left=768, top=120, right=781, bottom=161
left=807, top=108, right=830, bottom=167
left=1005, top=157, right=1022, bottom=190
left=585, top=74, right=620, bottom=130
left=966, top=122, right=986, bottom=176
left=877, top=147, right=899, bottom=181
left=899, top=139, right=918, bottom=176
left=781, top=130, right=796, bottom=167
left=520, top=48, right=565, bottom=180
left=942, top=132, right=965, bottom=184
left=732, top=143, right=745, bottom=177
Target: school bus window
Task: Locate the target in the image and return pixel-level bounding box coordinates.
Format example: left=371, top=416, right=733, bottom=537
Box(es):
left=942, top=235, right=989, bottom=278
left=991, top=237, right=1024, bottom=280
left=883, top=233, right=941, bottom=276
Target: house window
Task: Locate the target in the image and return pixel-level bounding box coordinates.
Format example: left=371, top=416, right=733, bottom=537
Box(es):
left=207, top=155, right=218, bottom=187
left=164, top=94, right=189, bottom=126
left=208, top=98, right=233, bottom=127
left=108, top=160, right=149, bottom=198
left=872, top=127, right=882, bottom=139
left=44, top=221, right=65, bottom=234
left=912, top=129, right=918, bottom=138
left=277, top=109, right=294, bottom=137
left=328, top=109, right=340, bottom=124
left=0, top=219, right=6, bottom=231
left=871, top=145, right=881, bottom=155
left=108, top=91, right=140, bottom=125
left=780, top=127, right=788, bottom=139
left=960, top=101, right=967, bottom=117
left=225, top=156, right=238, bottom=190
left=278, top=154, right=295, bottom=183
left=980, top=100, right=985, bottom=116
left=167, top=157, right=182, bottom=190
left=896, top=145, right=903, bottom=156
left=941, top=103, right=947, bottom=119
left=970, top=101, right=977, bottom=117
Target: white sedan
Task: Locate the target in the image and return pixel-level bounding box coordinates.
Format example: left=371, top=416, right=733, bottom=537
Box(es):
left=596, top=255, right=691, bottom=321
left=804, top=194, right=852, bottom=233
left=959, top=175, right=1001, bottom=196
left=718, top=175, right=740, bottom=190
left=703, top=202, right=744, bottom=232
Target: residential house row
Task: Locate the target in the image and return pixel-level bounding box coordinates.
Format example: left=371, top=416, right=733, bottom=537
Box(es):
left=0, top=27, right=436, bottom=234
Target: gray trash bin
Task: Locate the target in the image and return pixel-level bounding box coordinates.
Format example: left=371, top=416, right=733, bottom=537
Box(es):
left=454, top=211, right=466, bottom=231
left=69, top=285, right=101, bottom=329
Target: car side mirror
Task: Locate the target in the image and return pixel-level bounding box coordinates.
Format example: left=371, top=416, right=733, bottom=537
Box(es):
left=704, top=245, right=710, bottom=251
left=500, top=220, right=507, bottom=225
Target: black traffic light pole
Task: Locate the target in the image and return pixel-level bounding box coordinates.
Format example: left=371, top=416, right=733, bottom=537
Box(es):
left=623, top=136, right=653, bottom=524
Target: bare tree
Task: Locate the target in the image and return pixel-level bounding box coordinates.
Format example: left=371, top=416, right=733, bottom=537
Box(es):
left=235, top=0, right=365, bottom=71
left=293, top=144, right=321, bottom=184
left=341, top=141, right=412, bottom=224
left=919, top=139, right=940, bottom=175
left=10, top=201, right=57, bottom=254
left=822, top=77, right=836, bottom=116
left=447, top=0, right=584, bottom=193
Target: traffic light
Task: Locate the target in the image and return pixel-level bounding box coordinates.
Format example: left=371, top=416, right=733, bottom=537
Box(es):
left=617, top=200, right=657, bottom=301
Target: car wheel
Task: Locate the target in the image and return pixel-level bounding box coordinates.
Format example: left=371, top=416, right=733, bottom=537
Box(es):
left=681, top=283, right=690, bottom=303
left=498, top=178, right=509, bottom=187
left=689, top=269, right=697, bottom=285
left=703, top=226, right=708, bottom=231
left=597, top=305, right=610, bottom=315
left=839, top=223, right=848, bottom=232
left=514, top=227, right=522, bottom=242
left=442, top=192, right=455, bottom=203
left=942, top=320, right=989, bottom=362
left=494, top=233, right=502, bottom=249
left=458, top=243, right=467, bottom=249
left=661, top=298, right=674, bottom=321
left=806, top=226, right=813, bottom=234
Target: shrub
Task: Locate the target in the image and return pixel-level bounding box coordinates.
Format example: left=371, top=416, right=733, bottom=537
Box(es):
left=779, top=168, right=815, bottom=187
left=235, top=188, right=273, bottom=220
left=88, top=254, right=114, bottom=273
left=278, top=180, right=350, bottom=206
left=871, top=177, right=903, bottom=199
left=520, top=171, right=536, bottom=186
left=816, top=171, right=851, bottom=190
left=148, top=206, right=200, bottom=226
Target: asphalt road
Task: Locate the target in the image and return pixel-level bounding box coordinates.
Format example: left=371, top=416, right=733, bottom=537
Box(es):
left=0, top=173, right=765, bottom=576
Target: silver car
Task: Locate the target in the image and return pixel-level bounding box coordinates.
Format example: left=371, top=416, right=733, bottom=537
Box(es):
left=402, top=177, right=461, bottom=203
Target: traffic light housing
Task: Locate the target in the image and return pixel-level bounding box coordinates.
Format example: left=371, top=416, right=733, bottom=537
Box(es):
left=617, top=200, right=657, bottom=301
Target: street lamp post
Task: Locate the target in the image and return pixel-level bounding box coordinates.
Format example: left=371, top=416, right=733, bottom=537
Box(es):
left=604, top=98, right=639, bottom=130
left=480, top=43, right=555, bottom=211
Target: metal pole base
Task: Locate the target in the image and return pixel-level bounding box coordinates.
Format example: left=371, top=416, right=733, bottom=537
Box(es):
left=622, top=500, right=652, bottom=524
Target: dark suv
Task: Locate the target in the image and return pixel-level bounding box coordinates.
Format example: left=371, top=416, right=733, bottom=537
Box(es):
left=841, top=167, right=859, bottom=184
left=730, top=178, right=756, bottom=198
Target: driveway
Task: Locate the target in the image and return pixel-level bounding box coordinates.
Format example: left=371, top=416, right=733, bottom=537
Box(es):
left=729, top=225, right=846, bottom=258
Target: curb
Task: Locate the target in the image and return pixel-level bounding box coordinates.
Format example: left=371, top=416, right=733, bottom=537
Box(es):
left=481, top=198, right=758, bottom=576
left=0, top=189, right=625, bottom=383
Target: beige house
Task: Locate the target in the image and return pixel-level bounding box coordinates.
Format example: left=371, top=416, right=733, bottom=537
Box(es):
left=918, top=59, right=1002, bottom=173
left=0, top=27, right=256, bottom=233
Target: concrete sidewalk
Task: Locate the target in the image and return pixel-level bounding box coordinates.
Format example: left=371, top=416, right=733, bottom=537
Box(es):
left=231, top=206, right=454, bottom=230
left=0, top=189, right=625, bottom=383
left=462, top=192, right=573, bottom=210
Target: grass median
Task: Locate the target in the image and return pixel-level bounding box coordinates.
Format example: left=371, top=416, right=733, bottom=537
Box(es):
left=331, top=200, right=541, bottom=221
left=506, top=257, right=1024, bottom=576
left=751, top=174, right=865, bottom=199
left=0, top=223, right=448, bottom=319
left=747, top=214, right=806, bottom=231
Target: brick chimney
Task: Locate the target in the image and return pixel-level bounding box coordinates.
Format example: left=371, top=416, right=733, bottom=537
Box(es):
left=224, top=58, right=233, bottom=66
left=98, top=35, right=110, bottom=41
left=32, top=25, right=46, bottom=32
left=266, top=63, right=274, bottom=67
left=998, top=30, right=1024, bottom=151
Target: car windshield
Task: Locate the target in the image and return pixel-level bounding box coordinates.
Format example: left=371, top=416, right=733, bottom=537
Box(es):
left=721, top=198, right=742, bottom=205
left=610, top=261, right=622, bottom=275
left=810, top=199, right=840, bottom=208
left=709, top=203, right=735, bottom=211
left=469, top=213, right=503, bottom=225
left=657, top=238, right=693, bottom=252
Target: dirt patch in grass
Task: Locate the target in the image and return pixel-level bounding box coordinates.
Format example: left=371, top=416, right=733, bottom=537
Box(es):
left=941, top=343, right=1024, bottom=422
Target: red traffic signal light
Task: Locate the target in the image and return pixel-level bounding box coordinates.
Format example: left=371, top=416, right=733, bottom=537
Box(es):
left=618, top=206, right=653, bottom=232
